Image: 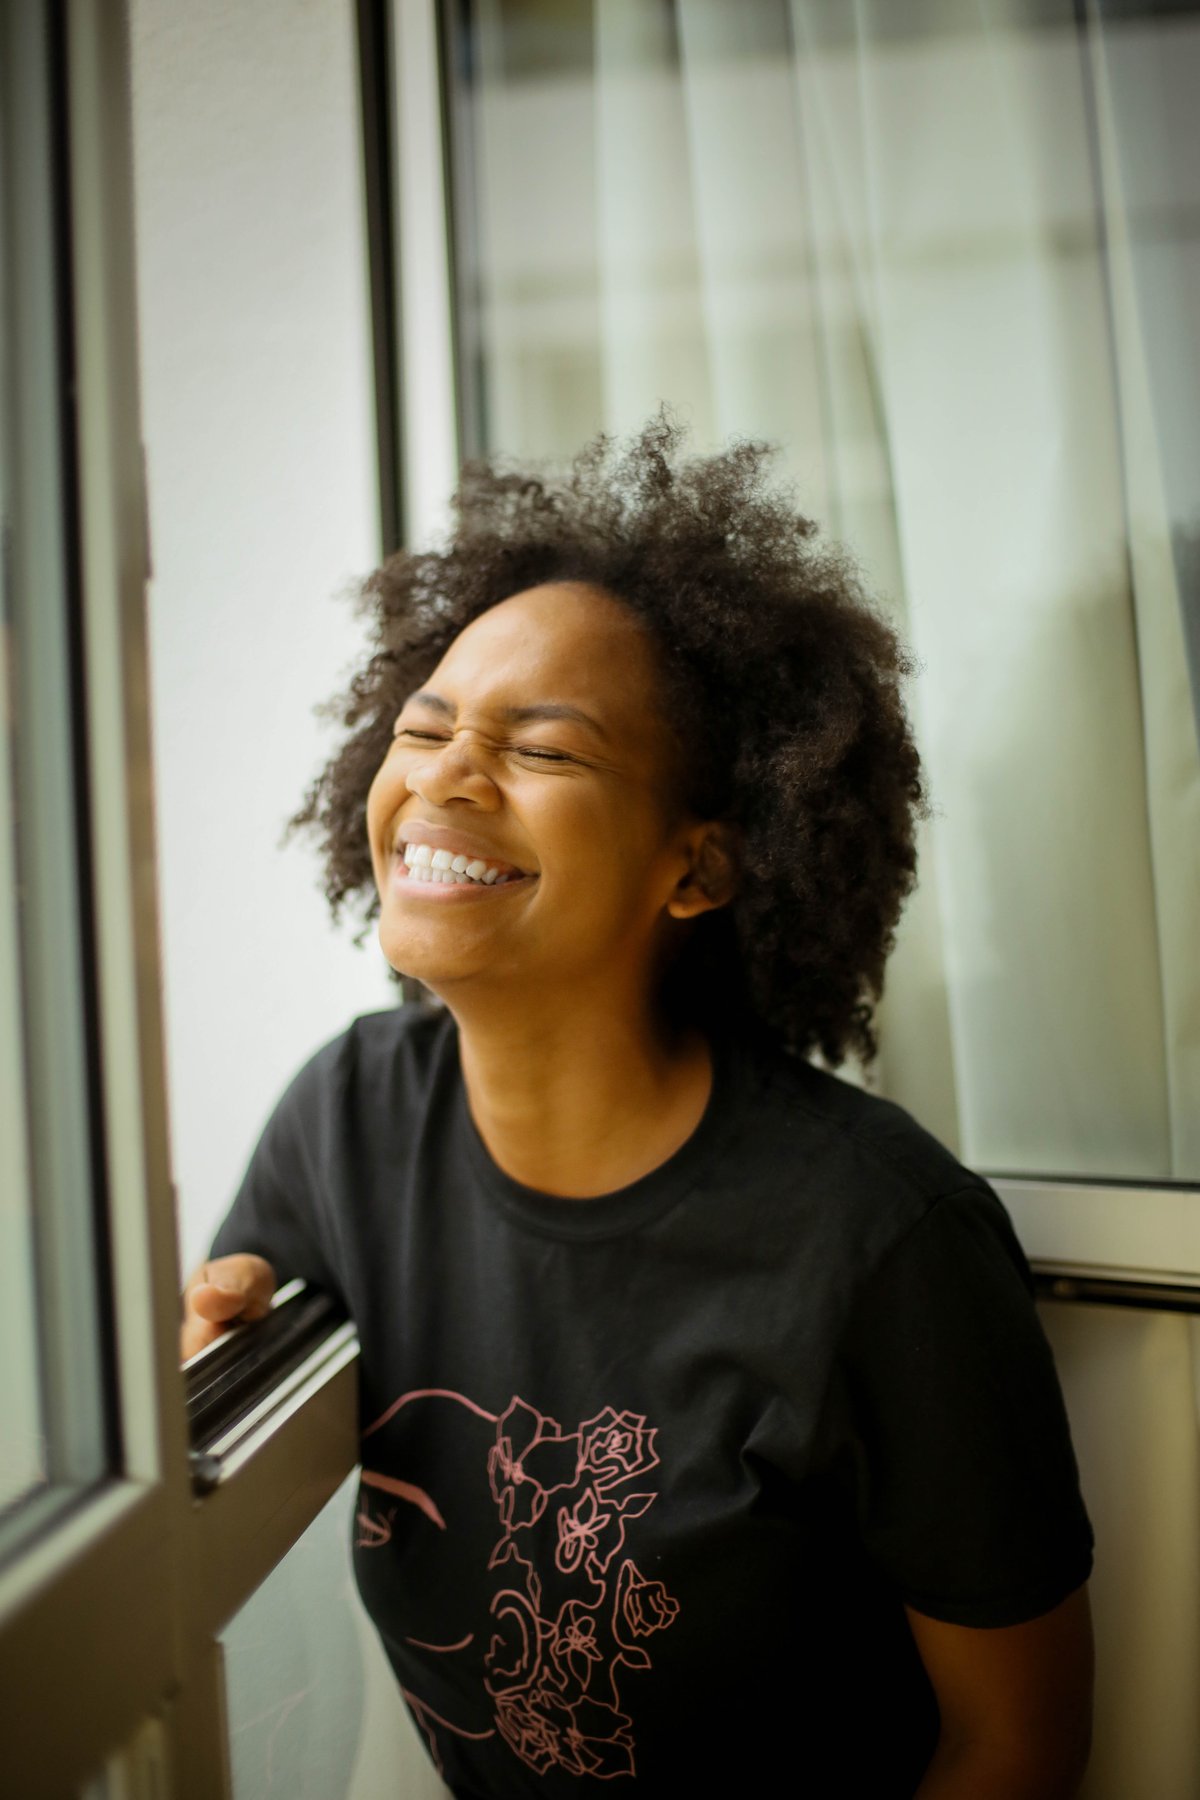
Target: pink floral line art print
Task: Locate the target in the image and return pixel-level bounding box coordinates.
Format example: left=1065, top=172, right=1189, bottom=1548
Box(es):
left=356, top=1390, right=680, bottom=1781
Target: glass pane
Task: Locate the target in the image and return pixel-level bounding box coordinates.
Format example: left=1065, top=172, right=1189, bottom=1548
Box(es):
left=0, top=0, right=113, bottom=1545
left=443, top=0, right=1200, bottom=1183
left=1098, top=0, right=1200, bottom=709
left=219, top=1472, right=447, bottom=1800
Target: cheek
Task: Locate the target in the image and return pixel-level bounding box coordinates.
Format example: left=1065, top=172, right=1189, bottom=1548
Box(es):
left=542, top=802, right=672, bottom=912
left=365, top=758, right=400, bottom=863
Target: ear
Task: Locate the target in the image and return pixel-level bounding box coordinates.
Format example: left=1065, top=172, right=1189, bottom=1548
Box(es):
left=666, top=821, right=741, bottom=920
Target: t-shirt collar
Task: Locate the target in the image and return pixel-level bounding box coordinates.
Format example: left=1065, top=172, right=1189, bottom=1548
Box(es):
left=449, top=1020, right=753, bottom=1242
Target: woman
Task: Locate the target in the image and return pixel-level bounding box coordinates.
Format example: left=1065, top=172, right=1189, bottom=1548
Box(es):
left=182, top=418, right=1094, bottom=1797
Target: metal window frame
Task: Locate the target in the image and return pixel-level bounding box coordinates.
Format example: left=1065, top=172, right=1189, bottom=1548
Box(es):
left=0, top=9, right=361, bottom=1797
left=998, top=1177, right=1200, bottom=1306
left=389, top=0, right=460, bottom=545
left=0, top=0, right=117, bottom=1546
left=356, top=0, right=405, bottom=558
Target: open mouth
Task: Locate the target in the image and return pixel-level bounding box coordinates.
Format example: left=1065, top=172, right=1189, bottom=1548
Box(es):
left=397, top=842, right=534, bottom=889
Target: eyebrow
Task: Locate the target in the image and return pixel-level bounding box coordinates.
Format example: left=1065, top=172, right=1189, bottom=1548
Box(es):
left=405, top=691, right=611, bottom=742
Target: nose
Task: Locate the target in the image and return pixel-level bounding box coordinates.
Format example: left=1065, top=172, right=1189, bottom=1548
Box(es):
left=404, top=732, right=500, bottom=811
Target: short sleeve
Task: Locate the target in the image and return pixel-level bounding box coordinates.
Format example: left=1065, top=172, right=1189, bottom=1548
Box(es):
left=825, top=1183, right=1094, bottom=1627
left=207, top=1042, right=348, bottom=1309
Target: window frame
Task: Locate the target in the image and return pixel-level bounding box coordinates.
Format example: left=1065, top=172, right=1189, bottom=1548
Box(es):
left=0, top=9, right=360, bottom=1796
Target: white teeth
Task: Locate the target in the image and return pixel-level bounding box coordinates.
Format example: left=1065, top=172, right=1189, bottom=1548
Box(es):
left=399, top=840, right=527, bottom=886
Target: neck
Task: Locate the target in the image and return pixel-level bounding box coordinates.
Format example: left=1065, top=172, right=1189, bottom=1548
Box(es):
left=440, top=980, right=713, bottom=1198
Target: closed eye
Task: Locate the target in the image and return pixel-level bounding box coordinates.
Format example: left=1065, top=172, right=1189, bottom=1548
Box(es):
left=394, top=725, right=573, bottom=763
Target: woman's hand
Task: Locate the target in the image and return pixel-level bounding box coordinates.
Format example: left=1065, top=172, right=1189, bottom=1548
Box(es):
left=179, top=1254, right=277, bottom=1362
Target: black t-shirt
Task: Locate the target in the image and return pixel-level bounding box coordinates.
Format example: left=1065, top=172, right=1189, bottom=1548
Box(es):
left=210, top=1003, right=1093, bottom=1798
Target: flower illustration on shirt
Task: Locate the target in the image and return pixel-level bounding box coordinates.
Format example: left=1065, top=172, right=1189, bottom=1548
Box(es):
left=493, top=1689, right=565, bottom=1775
left=613, top=1559, right=680, bottom=1662
left=554, top=1485, right=658, bottom=1583
left=549, top=1599, right=605, bottom=1693
left=488, top=1396, right=580, bottom=1531
left=576, top=1406, right=659, bottom=1490
left=494, top=1689, right=637, bottom=1782
left=359, top=1388, right=680, bottom=1782
left=554, top=1487, right=614, bottom=1575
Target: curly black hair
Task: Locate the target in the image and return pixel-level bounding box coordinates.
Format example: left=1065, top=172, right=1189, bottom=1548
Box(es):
left=292, top=413, right=930, bottom=1069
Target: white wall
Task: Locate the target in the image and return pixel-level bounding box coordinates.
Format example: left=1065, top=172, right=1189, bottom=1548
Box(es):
left=129, top=6, right=448, bottom=1796
left=130, top=0, right=394, bottom=1278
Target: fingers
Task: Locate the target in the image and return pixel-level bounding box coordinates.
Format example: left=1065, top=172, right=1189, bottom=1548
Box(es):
left=190, top=1281, right=270, bottom=1323
left=179, top=1312, right=227, bottom=1362
left=180, top=1253, right=277, bottom=1363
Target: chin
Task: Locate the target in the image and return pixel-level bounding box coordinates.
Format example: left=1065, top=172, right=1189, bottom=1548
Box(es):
left=376, top=925, right=469, bottom=992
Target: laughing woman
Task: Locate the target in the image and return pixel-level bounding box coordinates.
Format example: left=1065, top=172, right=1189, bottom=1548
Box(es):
left=182, top=417, right=1094, bottom=1798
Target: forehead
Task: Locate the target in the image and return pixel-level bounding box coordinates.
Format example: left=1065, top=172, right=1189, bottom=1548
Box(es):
left=428, top=582, right=662, bottom=715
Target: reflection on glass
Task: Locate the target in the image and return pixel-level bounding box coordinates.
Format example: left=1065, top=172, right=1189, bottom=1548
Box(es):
left=444, top=0, right=1200, bottom=1182
left=220, top=1471, right=446, bottom=1800
left=0, top=0, right=113, bottom=1544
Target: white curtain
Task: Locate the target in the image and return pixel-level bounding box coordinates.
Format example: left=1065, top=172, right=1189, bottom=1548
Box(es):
left=584, top=0, right=1200, bottom=1169
left=467, top=4, right=1200, bottom=1792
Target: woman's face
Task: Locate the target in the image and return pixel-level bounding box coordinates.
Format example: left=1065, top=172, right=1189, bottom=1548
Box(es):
left=365, top=581, right=720, bottom=1008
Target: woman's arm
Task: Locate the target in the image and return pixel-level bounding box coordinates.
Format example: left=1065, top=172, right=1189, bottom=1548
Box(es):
left=908, top=1583, right=1094, bottom=1799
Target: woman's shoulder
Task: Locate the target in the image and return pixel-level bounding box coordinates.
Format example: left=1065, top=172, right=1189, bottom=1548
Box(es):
left=725, top=1036, right=1035, bottom=1328
left=733, top=1033, right=1001, bottom=1252
left=271, top=999, right=455, bottom=1123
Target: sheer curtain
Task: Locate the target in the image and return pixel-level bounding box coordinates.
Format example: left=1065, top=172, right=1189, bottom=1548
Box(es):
left=584, top=0, right=1200, bottom=1171
left=453, top=3, right=1200, bottom=1790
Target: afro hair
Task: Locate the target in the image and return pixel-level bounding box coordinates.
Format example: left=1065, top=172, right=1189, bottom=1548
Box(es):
left=292, top=412, right=930, bottom=1068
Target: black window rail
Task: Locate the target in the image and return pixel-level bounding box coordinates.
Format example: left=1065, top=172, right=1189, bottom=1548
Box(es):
left=1033, top=1271, right=1200, bottom=1316
left=184, top=1282, right=353, bottom=1492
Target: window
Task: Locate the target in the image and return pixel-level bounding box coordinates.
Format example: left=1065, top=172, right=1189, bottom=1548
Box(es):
left=420, top=0, right=1200, bottom=1275
left=0, top=0, right=115, bottom=1549
left=0, top=10, right=362, bottom=1793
